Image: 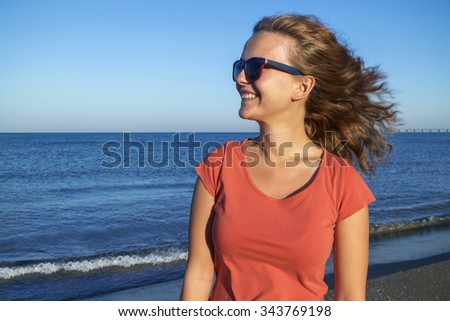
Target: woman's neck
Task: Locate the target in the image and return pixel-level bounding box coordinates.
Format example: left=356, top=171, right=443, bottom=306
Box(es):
left=255, top=122, right=320, bottom=162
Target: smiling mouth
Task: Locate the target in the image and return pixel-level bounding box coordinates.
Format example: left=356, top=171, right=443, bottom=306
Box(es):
left=241, top=93, right=257, bottom=100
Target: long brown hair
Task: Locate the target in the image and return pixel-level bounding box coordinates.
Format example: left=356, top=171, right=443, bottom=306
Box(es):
left=254, top=14, right=399, bottom=176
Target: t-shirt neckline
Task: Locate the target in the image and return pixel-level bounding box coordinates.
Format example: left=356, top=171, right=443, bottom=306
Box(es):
left=236, top=138, right=325, bottom=203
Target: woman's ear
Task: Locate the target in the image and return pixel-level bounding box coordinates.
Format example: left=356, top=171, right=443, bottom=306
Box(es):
left=292, top=76, right=316, bottom=101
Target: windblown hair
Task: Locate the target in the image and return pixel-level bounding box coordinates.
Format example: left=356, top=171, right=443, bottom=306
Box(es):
left=254, top=14, right=399, bottom=176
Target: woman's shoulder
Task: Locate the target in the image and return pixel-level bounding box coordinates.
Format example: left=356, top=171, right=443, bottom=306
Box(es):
left=199, top=138, right=248, bottom=167
left=322, top=148, right=350, bottom=167
left=321, top=149, right=362, bottom=179
left=320, top=149, right=374, bottom=207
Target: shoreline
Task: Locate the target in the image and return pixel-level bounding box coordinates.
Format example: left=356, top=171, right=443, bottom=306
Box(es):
left=87, top=252, right=450, bottom=301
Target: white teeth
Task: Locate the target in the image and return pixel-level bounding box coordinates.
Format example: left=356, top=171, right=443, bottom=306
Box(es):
left=241, top=93, right=256, bottom=100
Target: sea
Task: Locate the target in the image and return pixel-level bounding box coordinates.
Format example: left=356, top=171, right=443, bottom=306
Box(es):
left=0, top=132, right=449, bottom=300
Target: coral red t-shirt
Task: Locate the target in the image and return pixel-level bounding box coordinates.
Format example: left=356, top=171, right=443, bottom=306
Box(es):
left=195, top=139, right=375, bottom=301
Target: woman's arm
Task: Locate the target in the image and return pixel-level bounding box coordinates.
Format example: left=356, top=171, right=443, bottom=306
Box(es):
left=333, top=206, right=369, bottom=300
left=180, top=178, right=215, bottom=300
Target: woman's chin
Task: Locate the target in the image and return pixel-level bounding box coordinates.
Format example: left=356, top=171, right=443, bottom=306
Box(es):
left=238, top=104, right=258, bottom=120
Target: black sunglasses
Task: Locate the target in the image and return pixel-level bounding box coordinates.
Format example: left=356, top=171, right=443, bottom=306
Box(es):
left=232, top=57, right=305, bottom=83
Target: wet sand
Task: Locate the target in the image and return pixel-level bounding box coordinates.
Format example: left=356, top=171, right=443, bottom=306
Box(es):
left=365, top=259, right=450, bottom=300
left=325, top=259, right=450, bottom=300
left=323, top=252, right=450, bottom=300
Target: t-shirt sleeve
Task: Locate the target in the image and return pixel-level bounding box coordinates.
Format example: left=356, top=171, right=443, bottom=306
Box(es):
left=336, top=165, right=376, bottom=222
left=195, top=144, right=225, bottom=197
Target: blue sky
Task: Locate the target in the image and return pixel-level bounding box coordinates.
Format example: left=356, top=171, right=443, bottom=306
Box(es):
left=1, top=0, right=449, bottom=132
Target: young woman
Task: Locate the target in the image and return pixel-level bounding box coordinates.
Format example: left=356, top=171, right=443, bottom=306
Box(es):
left=181, top=14, right=398, bottom=301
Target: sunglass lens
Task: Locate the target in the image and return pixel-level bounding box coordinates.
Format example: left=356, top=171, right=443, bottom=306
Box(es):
left=232, top=58, right=264, bottom=82
left=246, top=59, right=264, bottom=82
left=233, top=60, right=244, bottom=81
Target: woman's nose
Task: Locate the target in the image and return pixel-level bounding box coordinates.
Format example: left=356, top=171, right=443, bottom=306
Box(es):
left=235, top=68, right=249, bottom=84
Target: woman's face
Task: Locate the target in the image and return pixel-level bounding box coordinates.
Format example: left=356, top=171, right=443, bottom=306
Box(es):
left=236, top=31, right=300, bottom=123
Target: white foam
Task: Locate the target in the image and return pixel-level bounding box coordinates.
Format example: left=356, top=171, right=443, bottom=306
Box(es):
left=370, top=214, right=450, bottom=236
left=0, top=249, right=188, bottom=280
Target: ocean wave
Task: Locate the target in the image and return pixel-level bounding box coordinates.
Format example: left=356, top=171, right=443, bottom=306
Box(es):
left=0, top=248, right=187, bottom=280
left=374, top=199, right=450, bottom=216
left=47, top=181, right=193, bottom=194
left=2, top=215, right=449, bottom=280
left=370, top=213, right=450, bottom=237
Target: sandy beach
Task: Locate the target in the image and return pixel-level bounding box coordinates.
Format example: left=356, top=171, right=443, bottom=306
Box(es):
left=365, top=259, right=450, bottom=300
left=89, top=253, right=450, bottom=301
